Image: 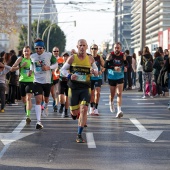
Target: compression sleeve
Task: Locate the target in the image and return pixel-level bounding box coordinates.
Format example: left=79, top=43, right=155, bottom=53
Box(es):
left=60, top=63, right=70, bottom=77
left=92, top=62, right=98, bottom=72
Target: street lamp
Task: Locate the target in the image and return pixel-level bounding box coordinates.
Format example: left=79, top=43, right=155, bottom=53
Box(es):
left=36, top=0, right=48, bottom=38
left=44, top=20, right=76, bottom=52
left=28, top=0, right=31, bottom=48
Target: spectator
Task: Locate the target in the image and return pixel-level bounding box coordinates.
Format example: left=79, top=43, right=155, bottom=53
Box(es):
left=132, top=53, right=137, bottom=89
left=137, top=51, right=143, bottom=92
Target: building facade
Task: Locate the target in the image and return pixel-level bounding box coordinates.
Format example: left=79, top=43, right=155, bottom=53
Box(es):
left=131, top=0, right=170, bottom=54
left=114, top=0, right=133, bottom=53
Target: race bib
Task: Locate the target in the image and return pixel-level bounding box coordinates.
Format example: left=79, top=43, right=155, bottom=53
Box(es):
left=76, top=75, right=86, bottom=82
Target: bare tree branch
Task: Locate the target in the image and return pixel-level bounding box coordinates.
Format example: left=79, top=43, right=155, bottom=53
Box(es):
left=0, top=0, right=21, bottom=34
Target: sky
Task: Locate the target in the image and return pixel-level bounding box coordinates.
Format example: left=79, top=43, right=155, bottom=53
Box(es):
left=54, top=0, right=114, bottom=52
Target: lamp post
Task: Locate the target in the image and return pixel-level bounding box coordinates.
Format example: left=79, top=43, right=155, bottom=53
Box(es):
left=45, top=21, right=76, bottom=52
left=28, top=0, right=31, bottom=48
left=140, top=0, right=146, bottom=50
left=36, top=0, right=48, bottom=38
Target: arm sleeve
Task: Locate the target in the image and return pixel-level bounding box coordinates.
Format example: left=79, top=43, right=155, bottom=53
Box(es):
left=92, top=62, right=98, bottom=72
left=60, top=63, right=70, bottom=77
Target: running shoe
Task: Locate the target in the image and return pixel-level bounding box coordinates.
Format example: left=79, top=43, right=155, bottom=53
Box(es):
left=76, top=134, right=85, bottom=143
left=142, top=95, right=146, bottom=99
left=26, top=117, right=31, bottom=125
left=53, top=105, right=58, bottom=112
left=36, top=122, right=43, bottom=130
left=109, top=102, right=115, bottom=113
left=42, top=107, right=48, bottom=117
left=71, top=114, right=77, bottom=120
left=62, top=112, right=69, bottom=118
left=93, top=109, right=99, bottom=116
left=89, top=107, right=94, bottom=115
left=59, top=107, right=63, bottom=114
left=0, top=109, right=4, bottom=113
left=116, top=111, right=123, bottom=118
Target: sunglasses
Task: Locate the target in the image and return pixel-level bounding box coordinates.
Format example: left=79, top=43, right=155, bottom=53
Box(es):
left=53, top=51, right=59, bottom=52
left=35, top=47, right=43, bottom=50
left=91, top=48, right=98, bottom=50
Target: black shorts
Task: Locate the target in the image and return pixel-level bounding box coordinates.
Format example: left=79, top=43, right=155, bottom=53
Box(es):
left=91, top=79, right=102, bottom=90
left=58, top=80, right=68, bottom=96
left=68, top=88, right=91, bottom=111
left=19, top=82, right=34, bottom=97
left=53, top=79, right=59, bottom=85
left=108, top=78, right=124, bottom=86
left=34, top=82, right=51, bottom=97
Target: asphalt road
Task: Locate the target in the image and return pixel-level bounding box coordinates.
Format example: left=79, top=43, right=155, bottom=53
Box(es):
left=0, top=83, right=170, bottom=170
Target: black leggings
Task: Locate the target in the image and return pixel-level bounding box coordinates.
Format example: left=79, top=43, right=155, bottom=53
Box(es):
left=8, top=85, right=17, bottom=103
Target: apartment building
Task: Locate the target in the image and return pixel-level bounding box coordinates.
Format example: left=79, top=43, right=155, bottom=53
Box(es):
left=114, top=0, right=133, bottom=53
left=131, top=0, right=170, bottom=54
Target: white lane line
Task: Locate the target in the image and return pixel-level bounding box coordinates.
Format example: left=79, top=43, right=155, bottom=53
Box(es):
left=0, top=144, right=10, bottom=159
left=137, top=103, right=155, bottom=105
left=86, top=132, right=96, bottom=148
left=132, top=99, right=148, bottom=100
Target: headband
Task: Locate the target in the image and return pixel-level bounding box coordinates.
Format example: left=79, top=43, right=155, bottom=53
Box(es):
left=34, top=41, right=45, bottom=48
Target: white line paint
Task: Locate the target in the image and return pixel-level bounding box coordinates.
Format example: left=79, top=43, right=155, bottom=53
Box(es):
left=86, top=132, right=96, bottom=148
left=130, top=118, right=146, bottom=131
left=132, top=99, right=148, bottom=100
left=0, top=144, right=10, bottom=159
left=137, top=103, right=155, bottom=105
left=0, top=119, right=34, bottom=158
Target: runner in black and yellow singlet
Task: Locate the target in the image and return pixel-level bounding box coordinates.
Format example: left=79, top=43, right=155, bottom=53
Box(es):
left=60, top=39, right=98, bottom=143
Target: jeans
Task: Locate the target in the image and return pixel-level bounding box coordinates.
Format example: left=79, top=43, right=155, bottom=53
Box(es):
left=138, top=71, right=143, bottom=90
left=132, top=71, right=136, bottom=86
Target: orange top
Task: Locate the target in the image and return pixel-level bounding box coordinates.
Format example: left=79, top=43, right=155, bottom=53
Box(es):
left=52, top=56, right=64, bottom=80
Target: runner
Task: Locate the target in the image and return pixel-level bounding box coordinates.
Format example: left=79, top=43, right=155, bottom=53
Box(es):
left=60, top=39, right=98, bottom=143
left=28, top=39, right=58, bottom=129
left=13, top=46, right=34, bottom=124
left=104, top=42, right=128, bottom=118
left=89, top=44, right=105, bottom=116
left=58, top=52, right=70, bottom=118
left=50, top=47, right=61, bottom=112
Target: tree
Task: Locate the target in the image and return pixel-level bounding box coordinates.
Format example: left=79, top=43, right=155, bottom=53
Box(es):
left=0, top=0, right=21, bottom=34
left=18, top=20, right=66, bottom=54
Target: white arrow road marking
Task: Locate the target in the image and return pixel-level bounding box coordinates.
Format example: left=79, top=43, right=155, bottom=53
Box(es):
left=86, top=132, right=96, bottom=148
left=0, top=119, right=34, bottom=158
left=126, top=118, right=163, bottom=142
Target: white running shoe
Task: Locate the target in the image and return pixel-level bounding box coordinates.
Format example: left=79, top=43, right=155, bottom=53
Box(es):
left=36, top=122, right=43, bottom=130
left=42, top=107, right=48, bottom=117
left=94, top=109, right=99, bottom=116
left=142, top=95, right=146, bottom=99
left=89, top=107, right=94, bottom=115
left=109, top=102, right=115, bottom=113
left=116, top=111, right=123, bottom=118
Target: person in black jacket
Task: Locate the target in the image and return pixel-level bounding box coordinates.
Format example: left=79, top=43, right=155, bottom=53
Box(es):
left=124, top=50, right=132, bottom=90
left=7, top=50, right=19, bottom=104
left=141, top=46, right=153, bottom=98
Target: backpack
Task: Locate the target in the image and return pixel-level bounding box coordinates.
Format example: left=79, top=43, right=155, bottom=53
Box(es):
left=143, top=56, right=153, bottom=72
